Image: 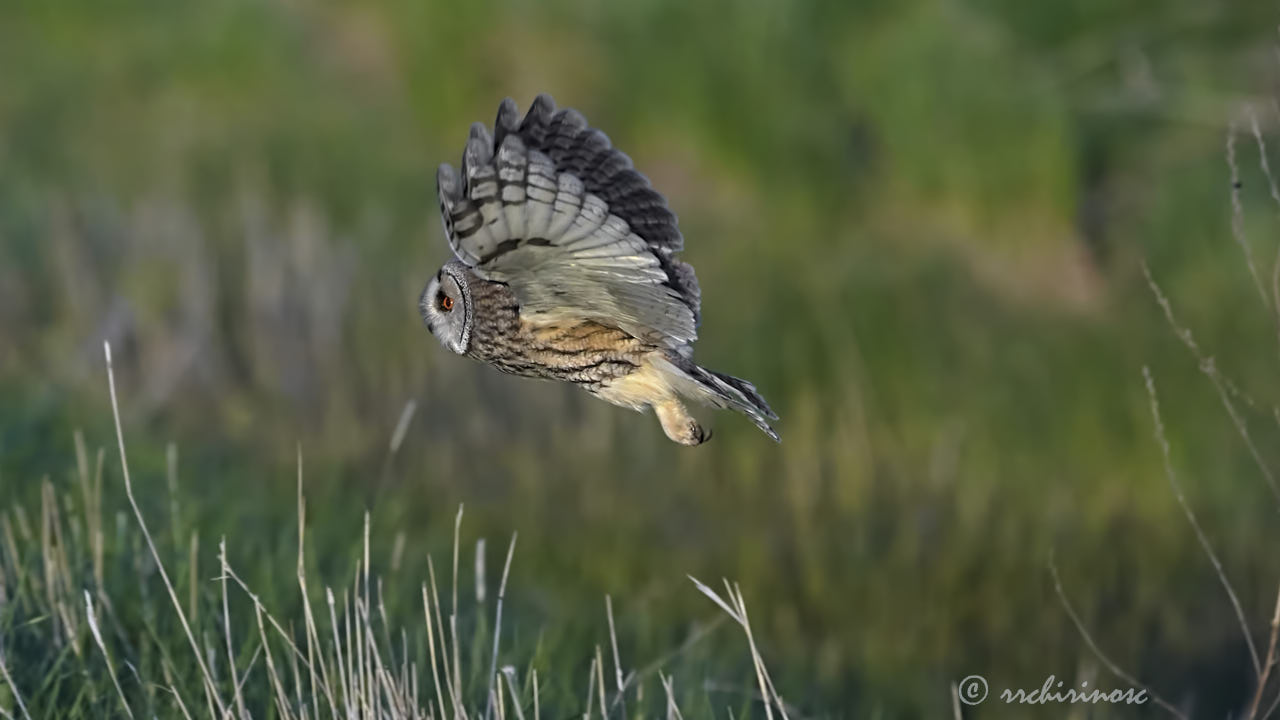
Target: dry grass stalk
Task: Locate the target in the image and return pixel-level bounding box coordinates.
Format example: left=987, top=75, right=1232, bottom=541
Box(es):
left=85, top=591, right=134, bottom=719
left=1144, top=366, right=1261, bottom=677
left=254, top=596, right=294, bottom=720
left=295, top=446, right=337, bottom=719
left=1142, top=262, right=1280, bottom=510
left=483, top=533, right=517, bottom=720
left=1115, top=107, right=1280, bottom=717
left=104, top=341, right=228, bottom=717
left=220, top=538, right=248, bottom=720
left=690, top=576, right=789, bottom=720
left=165, top=681, right=196, bottom=720
left=220, top=561, right=336, bottom=713
left=583, top=654, right=598, bottom=720
left=1048, top=552, right=1186, bottom=719
left=1244, top=105, right=1280, bottom=353
left=605, top=596, right=625, bottom=719
left=0, top=653, right=32, bottom=720
left=1227, top=118, right=1272, bottom=310
left=429, top=557, right=465, bottom=720
left=423, top=582, right=449, bottom=720
left=326, top=587, right=351, bottom=717
left=1247, top=584, right=1280, bottom=719
left=593, top=646, right=606, bottom=720
left=532, top=669, right=540, bottom=720
left=501, top=669, right=525, bottom=720
left=659, top=673, right=683, bottom=720
left=451, top=508, right=464, bottom=720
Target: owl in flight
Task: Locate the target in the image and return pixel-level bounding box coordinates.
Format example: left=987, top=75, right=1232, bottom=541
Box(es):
left=420, top=95, right=778, bottom=445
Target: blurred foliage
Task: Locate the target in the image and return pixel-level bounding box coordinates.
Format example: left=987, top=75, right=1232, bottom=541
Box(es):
left=3, top=0, right=1280, bottom=715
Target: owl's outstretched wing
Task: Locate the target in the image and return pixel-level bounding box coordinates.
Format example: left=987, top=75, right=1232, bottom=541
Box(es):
left=436, top=95, right=701, bottom=350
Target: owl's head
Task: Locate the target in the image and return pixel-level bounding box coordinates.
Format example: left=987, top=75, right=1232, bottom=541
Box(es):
left=420, top=260, right=474, bottom=355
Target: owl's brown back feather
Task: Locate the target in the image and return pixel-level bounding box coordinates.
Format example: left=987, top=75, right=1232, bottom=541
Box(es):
left=463, top=276, right=652, bottom=392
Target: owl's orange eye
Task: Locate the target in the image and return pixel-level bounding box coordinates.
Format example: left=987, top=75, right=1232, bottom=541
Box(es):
left=439, top=294, right=454, bottom=312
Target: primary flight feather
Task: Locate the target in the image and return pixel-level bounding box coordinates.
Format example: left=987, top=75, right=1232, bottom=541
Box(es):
left=420, top=95, right=778, bottom=445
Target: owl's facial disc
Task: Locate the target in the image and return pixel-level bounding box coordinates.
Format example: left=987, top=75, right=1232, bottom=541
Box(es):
left=419, top=262, right=472, bottom=355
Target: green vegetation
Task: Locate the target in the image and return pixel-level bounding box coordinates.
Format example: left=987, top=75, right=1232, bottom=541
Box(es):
left=0, top=368, right=792, bottom=717
left=2, top=0, right=1280, bottom=716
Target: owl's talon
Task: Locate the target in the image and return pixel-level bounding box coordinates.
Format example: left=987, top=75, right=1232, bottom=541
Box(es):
left=655, top=399, right=709, bottom=446
left=682, top=420, right=711, bottom=446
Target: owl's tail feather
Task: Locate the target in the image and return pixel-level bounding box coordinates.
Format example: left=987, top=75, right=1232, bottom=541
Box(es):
left=658, top=354, right=780, bottom=442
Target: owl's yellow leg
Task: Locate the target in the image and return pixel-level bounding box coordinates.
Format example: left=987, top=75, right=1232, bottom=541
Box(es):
left=654, top=399, right=711, bottom=446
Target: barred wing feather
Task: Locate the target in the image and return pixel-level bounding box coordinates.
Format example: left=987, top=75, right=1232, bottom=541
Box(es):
left=437, top=95, right=701, bottom=350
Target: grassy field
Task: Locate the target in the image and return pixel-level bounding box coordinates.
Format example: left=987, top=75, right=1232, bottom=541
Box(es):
left=3, top=0, right=1280, bottom=716
left=0, top=354, right=794, bottom=717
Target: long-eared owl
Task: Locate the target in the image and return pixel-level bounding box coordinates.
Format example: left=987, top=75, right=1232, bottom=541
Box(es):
left=421, top=95, right=778, bottom=445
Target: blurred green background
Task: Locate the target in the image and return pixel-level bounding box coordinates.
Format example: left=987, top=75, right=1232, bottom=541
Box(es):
left=3, top=0, right=1280, bottom=716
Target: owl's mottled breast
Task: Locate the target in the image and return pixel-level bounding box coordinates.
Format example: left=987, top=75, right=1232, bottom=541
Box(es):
left=464, top=278, right=651, bottom=391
